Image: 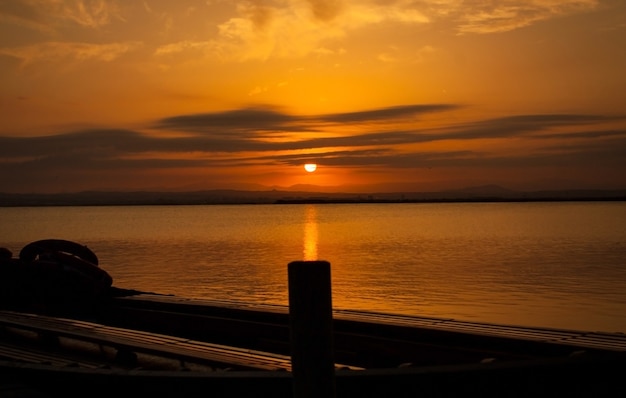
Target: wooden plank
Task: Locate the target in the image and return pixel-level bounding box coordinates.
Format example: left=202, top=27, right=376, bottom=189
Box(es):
left=112, top=295, right=626, bottom=353
left=0, top=343, right=105, bottom=368
left=332, top=308, right=626, bottom=351
left=0, top=311, right=363, bottom=372
left=0, top=311, right=288, bottom=371
left=563, top=335, right=626, bottom=351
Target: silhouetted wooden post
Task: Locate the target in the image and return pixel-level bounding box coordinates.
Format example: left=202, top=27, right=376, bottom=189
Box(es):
left=288, top=260, right=336, bottom=398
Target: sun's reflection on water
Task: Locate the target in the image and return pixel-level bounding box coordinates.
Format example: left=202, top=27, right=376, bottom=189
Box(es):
left=303, top=204, right=318, bottom=261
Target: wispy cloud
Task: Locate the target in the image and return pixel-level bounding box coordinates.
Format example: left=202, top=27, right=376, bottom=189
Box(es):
left=446, top=114, right=622, bottom=139
left=155, top=106, right=299, bottom=133
left=1, top=103, right=624, bottom=192
left=2, top=104, right=623, bottom=171
left=0, top=0, right=52, bottom=33
left=452, top=0, right=599, bottom=34
left=315, top=104, right=459, bottom=123
left=0, top=41, right=141, bottom=65
left=154, top=40, right=212, bottom=56
left=198, top=0, right=600, bottom=60
left=0, top=0, right=124, bottom=30
left=208, top=0, right=429, bottom=61
left=46, top=0, right=124, bottom=28
left=2, top=0, right=604, bottom=66
left=155, top=104, right=459, bottom=133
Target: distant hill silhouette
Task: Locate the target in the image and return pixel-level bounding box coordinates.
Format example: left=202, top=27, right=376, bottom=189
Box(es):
left=1, top=185, right=625, bottom=206
left=450, top=184, right=517, bottom=196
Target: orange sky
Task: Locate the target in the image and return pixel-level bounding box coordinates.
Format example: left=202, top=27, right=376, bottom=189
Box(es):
left=1, top=0, right=625, bottom=194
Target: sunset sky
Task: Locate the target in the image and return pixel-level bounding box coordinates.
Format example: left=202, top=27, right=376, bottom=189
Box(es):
left=1, top=0, right=625, bottom=194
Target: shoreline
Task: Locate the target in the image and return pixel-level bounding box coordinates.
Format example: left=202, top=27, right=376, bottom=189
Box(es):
left=1, top=188, right=625, bottom=207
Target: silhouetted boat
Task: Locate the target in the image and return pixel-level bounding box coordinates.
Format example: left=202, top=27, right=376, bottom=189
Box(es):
left=1, top=240, right=624, bottom=397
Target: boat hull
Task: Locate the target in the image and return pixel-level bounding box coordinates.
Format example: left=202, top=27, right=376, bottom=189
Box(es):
left=1, top=353, right=624, bottom=398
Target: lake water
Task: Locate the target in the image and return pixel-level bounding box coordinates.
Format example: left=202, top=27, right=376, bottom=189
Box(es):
left=1, top=201, right=625, bottom=333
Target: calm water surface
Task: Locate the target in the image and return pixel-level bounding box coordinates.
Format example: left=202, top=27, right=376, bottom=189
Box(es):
left=2, top=202, right=625, bottom=333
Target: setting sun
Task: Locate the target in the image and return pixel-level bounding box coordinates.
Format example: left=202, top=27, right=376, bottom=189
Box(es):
left=304, top=164, right=317, bottom=173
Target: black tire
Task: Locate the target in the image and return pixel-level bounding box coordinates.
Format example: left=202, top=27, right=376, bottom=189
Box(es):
left=19, top=239, right=99, bottom=266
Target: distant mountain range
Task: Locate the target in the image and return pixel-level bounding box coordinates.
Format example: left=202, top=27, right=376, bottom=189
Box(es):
left=1, top=185, right=625, bottom=206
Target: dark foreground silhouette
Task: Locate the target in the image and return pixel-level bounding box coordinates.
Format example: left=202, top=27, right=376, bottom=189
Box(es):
left=0, top=240, right=625, bottom=397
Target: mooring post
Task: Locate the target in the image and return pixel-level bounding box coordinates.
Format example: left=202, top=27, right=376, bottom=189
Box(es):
left=288, top=260, right=336, bottom=398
